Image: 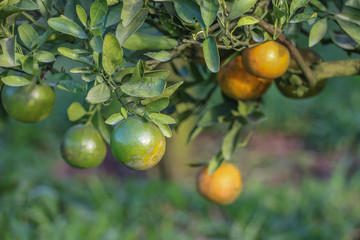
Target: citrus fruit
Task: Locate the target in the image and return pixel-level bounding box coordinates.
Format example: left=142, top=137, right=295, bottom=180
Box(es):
left=61, top=125, right=107, bottom=169
left=276, top=49, right=326, bottom=99
left=197, top=162, right=243, bottom=205
left=110, top=116, right=166, bottom=171
left=242, top=40, right=290, bottom=79
left=217, top=55, right=272, bottom=100
left=1, top=83, right=55, bottom=123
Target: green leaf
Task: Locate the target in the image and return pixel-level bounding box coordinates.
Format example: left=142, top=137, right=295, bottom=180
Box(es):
left=290, top=0, right=310, bottom=17
left=273, top=4, right=286, bottom=19
left=345, top=0, right=360, bottom=10
left=116, top=8, right=148, bottom=45
left=144, top=70, right=169, bottom=80
left=309, top=18, right=327, bottom=47
left=36, top=0, right=53, bottom=18
left=145, top=97, right=169, bottom=113
left=106, top=4, right=123, bottom=27
left=290, top=12, right=317, bottom=23
left=144, top=51, right=172, bottom=62
left=221, top=122, right=242, bottom=160
left=174, top=0, right=205, bottom=28
left=121, top=0, right=143, bottom=27
left=309, top=0, right=326, bottom=11
left=123, top=33, right=178, bottom=51
left=1, top=76, right=31, bottom=86
left=48, top=17, right=88, bottom=39
left=200, top=0, right=219, bottom=28
left=90, top=35, right=103, bottom=53
left=92, top=112, right=112, bottom=143
left=149, top=113, right=176, bottom=124
left=21, top=56, right=40, bottom=76
left=207, top=152, right=224, bottom=175
left=18, top=23, right=39, bottom=49
left=336, top=19, right=360, bottom=44
left=141, top=81, right=183, bottom=105
left=37, top=28, right=54, bottom=49
left=121, top=77, right=165, bottom=98
left=152, top=119, right=172, bottom=138
left=0, top=37, right=15, bottom=66
left=57, top=47, right=92, bottom=65
left=233, top=16, right=259, bottom=33
left=90, top=0, right=108, bottom=26
left=70, top=67, right=93, bottom=74
left=102, top=33, right=123, bottom=75
left=120, top=107, right=128, bottom=118
left=46, top=72, right=72, bottom=86
left=203, top=36, right=219, bottom=73
left=0, top=0, right=39, bottom=18
left=57, top=80, right=86, bottom=93
left=330, top=31, right=358, bottom=50
left=228, top=0, right=257, bottom=21
left=76, top=5, right=87, bottom=27
left=34, top=50, right=55, bottom=63
left=67, top=102, right=87, bottom=121
left=105, top=113, right=124, bottom=125
left=86, top=83, right=111, bottom=103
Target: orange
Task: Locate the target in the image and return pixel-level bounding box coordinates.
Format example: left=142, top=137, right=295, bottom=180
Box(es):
left=197, top=162, right=243, bottom=205
left=61, top=125, right=107, bottom=169
left=217, top=55, right=272, bottom=100
left=110, top=116, right=166, bottom=171
left=1, top=83, right=55, bottom=123
left=242, top=40, right=290, bottom=79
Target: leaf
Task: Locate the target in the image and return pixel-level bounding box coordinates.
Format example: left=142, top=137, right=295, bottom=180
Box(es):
left=121, top=77, right=165, bottom=98
left=34, top=50, right=55, bottom=63
left=149, top=113, right=176, bottom=124
left=144, top=51, right=172, bottom=62
left=102, top=33, right=123, bottom=75
left=141, top=81, right=183, bottom=105
left=37, top=28, right=54, bottom=49
left=1, top=76, right=31, bottom=86
left=200, top=0, right=219, bottom=28
left=123, top=33, right=178, bottom=51
left=86, top=83, right=111, bottom=103
left=70, top=67, right=93, bottom=74
left=145, top=97, right=169, bottom=113
left=203, top=36, right=219, bottom=73
left=116, top=8, right=148, bottom=45
left=92, top=112, right=112, bottom=143
left=36, top=0, right=53, bottom=18
left=46, top=72, right=72, bottom=86
left=345, top=0, right=360, bottom=10
left=144, top=70, right=169, bottom=80
left=228, top=0, right=257, bottom=21
left=57, top=47, right=92, bottom=65
left=309, top=0, right=326, bottom=11
left=106, top=4, right=123, bottom=27
left=290, top=0, right=310, bottom=16
left=336, top=19, right=360, bottom=44
left=152, top=119, right=172, bottom=138
left=207, top=152, right=224, bottom=175
left=330, top=31, right=358, bottom=50
left=309, top=18, right=327, bottom=47
left=221, top=122, right=242, bottom=160
left=174, top=0, right=205, bottom=28
left=67, top=102, right=87, bottom=121
left=121, top=0, right=143, bottom=27
left=21, top=56, right=40, bottom=76
left=90, top=35, right=103, bottom=53
left=90, top=0, right=107, bottom=26
left=105, top=113, right=124, bottom=125
left=48, top=17, right=88, bottom=39
left=76, top=5, right=87, bottom=27
left=0, top=37, right=15, bottom=66
left=290, top=12, right=317, bottom=23
left=120, top=107, right=128, bottom=118
left=57, top=80, right=86, bottom=93
left=0, top=0, right=39, bottom=18
left=18, top=23, right=39, bottom=49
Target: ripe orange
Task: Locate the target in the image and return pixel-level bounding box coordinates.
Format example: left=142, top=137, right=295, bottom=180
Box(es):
left=110, top=116, right=166, bottom=171
left=242, top=40, right=290, bottom=79
left=61, top=125, right=107, bottom=169
left=197, top=162, right=243, bottom=205
left=217, top=55, right=272, bottom=100
left=1, top=83, right=55, bottom=123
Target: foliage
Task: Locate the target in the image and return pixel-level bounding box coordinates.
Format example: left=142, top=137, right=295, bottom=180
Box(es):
left=0, top=0, right=360, bottom=171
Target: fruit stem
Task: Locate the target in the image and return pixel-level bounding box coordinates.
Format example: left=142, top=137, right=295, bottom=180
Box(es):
left=252, top=16, right=317, bottom=87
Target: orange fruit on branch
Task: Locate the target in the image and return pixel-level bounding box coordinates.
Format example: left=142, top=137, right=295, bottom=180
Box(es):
left=242, top=40, right=290, bottom=79
left=217, top=55, right=272, bottom=100
left=110, top=116, right=166, bottom=171
left=197, top=162, right=243, bottom=205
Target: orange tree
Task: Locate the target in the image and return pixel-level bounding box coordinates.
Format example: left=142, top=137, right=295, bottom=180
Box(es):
left=0, top=0, right=359, bottom=183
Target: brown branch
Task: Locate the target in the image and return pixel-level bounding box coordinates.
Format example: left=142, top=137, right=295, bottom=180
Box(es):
left=313, top=59, right=360, bottom=80
left=253, top=16, right=317, bottom=87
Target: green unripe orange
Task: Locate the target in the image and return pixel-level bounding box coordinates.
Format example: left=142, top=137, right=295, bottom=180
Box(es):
left=1, top=83, right=55, bottom=123
left=61, top=125, right=107, bottom=169
left=110, top=116, right=166, bottom=171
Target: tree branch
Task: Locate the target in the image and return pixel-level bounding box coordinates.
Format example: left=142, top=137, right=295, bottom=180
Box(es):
left=313, top=59, right=360, bottom=80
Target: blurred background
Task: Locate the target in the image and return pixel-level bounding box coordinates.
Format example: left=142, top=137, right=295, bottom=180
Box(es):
left=1, top=39, right=360, bottom=240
